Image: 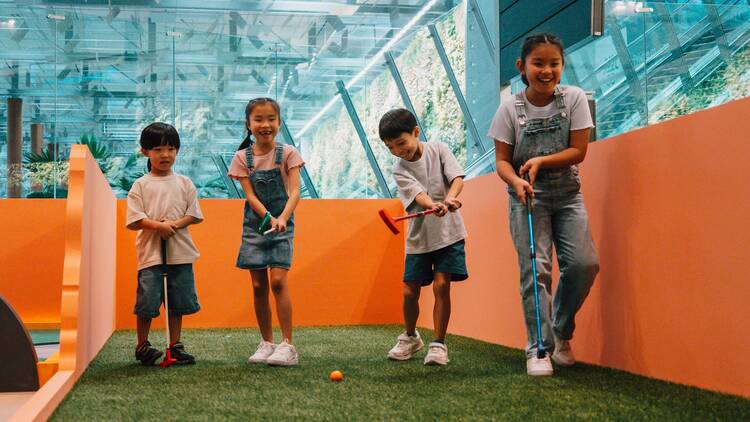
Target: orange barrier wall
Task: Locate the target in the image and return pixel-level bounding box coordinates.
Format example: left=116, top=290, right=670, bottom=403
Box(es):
left=13, top=145, right=117, bottom=421
left=115, top=199, right=405, bottom=329
left=0, top=200, right=65, bottom=325
left=418, top=97, right=750, bottom=398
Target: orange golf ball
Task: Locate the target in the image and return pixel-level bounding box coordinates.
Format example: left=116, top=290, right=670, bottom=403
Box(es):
left=329, top=370, right=344, bottom=382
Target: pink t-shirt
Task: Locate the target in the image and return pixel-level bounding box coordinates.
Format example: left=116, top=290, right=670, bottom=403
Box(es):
left=228, top=143, right=305, bottom=195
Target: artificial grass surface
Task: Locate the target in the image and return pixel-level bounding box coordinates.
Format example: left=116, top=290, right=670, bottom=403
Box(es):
left=52, top=326, right=750, bottom=420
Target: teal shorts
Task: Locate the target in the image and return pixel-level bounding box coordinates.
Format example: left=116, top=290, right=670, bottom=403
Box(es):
left=134, top=264, right=201, bottom=318
left=404, top=240, right=468, bottom=286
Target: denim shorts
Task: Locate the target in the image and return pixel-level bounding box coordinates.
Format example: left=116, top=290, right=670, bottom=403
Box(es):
left=404, top=240, right=468, bottom=286
left=133, top=264, right=201, bottom=318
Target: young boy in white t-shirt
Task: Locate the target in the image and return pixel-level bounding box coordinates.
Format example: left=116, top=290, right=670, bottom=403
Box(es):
left=379, top=108, right=468, bottom=366
left=126, top=122, right=204, bottom=366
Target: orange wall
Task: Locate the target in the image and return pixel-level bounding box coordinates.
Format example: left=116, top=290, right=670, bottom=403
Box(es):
left=115, top=199, right=405, bottom=329
left=0, top=200, right=66, bottom=325
left=418, top=97, right=750, bottom=397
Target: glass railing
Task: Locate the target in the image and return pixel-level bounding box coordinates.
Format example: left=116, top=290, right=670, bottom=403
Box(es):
left=565, top=0, right=750, bottom=140
left=4, top=1, right=745, bottom=198
left=0, top=0, right=498, bottom=199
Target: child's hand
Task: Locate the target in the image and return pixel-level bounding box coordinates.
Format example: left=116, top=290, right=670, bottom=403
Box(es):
left=519, top=157, right=544, bottom=185
left=161, top=219, right=181, bottom=231
left=430, top=202, right=449, bottom=217
left=271, top=216, right=287, bottom=233
left=155, top=221, right=177, bottom=239
left=511, top=178, right=534, bottom=206
left=444, top=196, right=462, bottom=212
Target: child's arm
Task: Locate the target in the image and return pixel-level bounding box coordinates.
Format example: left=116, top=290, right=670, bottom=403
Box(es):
left=519, top=128, right=591, bottom=184
left=127, top=218, right=177, bottom=239
left=238, top=177, right=271, bottom=218
left=495, top=141, right=533, bottom=205
left=274, top=166, right=301, bottom=233
left=163, top=216, right=202, bottom=231
left=126, top=183, right=177, bottom=238
left=414, top=192, right=448, bottom=217
left=444, top=176, right=464, bottom=211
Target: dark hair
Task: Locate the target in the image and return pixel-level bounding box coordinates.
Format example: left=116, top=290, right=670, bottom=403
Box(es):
left=519, top=33, right=565, bottom=86
left=140, top=122, right=180, bottom=171
left=238, top=97, right=281, bottom=151
left=378, top=108, right=418, bottom=141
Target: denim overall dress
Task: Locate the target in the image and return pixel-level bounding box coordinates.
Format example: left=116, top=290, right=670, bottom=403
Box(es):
left=236, top=144, right=294, bottom=270
left=508, top=86, right=599, bottom=358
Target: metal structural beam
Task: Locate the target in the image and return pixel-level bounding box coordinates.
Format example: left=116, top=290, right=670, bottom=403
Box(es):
left=428, top=24, right=486, bottom=155
left=279, top=120, right=319, bottom=198
left=653, top=3, right=694, bottom=89
left=467, top=0, right=496, bottom=64
left=606, top=16, right=648, bottom=123
left=335, top=80, right=392, bottom=198
left=384, top=51, right=427, bottom=142
left=702, top=1, right=732, bottom=61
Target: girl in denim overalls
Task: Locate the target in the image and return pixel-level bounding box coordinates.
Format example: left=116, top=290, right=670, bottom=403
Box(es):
left=489, top=34, right=599, bottom=376
left=228, top=98, right=304, bottom=366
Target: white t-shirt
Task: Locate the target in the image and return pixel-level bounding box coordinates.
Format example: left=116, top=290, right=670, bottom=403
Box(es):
left=487, top=85, right=594, bottom=145
left=126, top=173, right=204, bottom=270
left=393, top=141, right=467, bottom=254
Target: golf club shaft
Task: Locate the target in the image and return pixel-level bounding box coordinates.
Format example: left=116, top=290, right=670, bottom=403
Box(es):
left=394, top=208, right=437, bottom=222
left=161, top=239, right=170, bottom=347
left=524, top=175, right=545, bottom=359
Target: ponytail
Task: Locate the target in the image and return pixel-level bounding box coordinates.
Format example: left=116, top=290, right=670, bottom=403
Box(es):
left=238, top=133, right=254, bottom=151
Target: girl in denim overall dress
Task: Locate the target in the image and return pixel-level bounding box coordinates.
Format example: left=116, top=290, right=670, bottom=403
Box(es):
left=489, top=33, right=599, bottom=376
left=228, top=98, right=304, bottom=366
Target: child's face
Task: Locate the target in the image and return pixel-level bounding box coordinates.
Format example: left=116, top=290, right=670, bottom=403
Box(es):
left=247, top=103, right=280, bottom=143
left=517, top=43, right=564, bottom=99
left=142, top=144, right=177, bottom=174
left=383, top=127, right=421, bottom=161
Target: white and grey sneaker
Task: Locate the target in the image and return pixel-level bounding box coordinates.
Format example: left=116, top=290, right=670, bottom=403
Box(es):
left=387, top=331, right=424, bottom=360
left=266, top=340, right=298, bottom=366
left=423, top=342, right=449, bottom=365
left=552, top=338, right=575, bottom=367
left=526, top=355, right=554, bottom=376
left=248, top=340, right=276, bottom=364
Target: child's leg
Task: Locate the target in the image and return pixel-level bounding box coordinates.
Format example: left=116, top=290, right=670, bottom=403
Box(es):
left=551, top=193, right=599, bottom=341
left=403, top=281, right=421, bottom=335
left=250, top=269, right=274, bottom=342
left=269, top=267, right=292, bottom=342
left=509, top=195, right=555, bottom=357
left=137, top=317, right=152, bottom=346
left=168, top=314, right=182, bottom=345
left=432, top=272, right=451, bottom=341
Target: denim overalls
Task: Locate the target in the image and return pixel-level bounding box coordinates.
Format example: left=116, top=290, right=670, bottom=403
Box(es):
left=508, top=86, right=600, bottom=358
left=236, top=144, right=294, bottom=270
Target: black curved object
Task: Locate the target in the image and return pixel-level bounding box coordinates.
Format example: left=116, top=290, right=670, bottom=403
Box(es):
left=0, top=295, right=39, bottom=392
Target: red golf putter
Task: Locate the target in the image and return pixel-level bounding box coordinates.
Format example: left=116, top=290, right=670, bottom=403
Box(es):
left=160, top=239, right=177, bottom=368
left=378, top=208, right=437, bottom=235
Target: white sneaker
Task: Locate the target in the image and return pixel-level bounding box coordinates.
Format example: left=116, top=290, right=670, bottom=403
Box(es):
left=248, top=340, right=276, bottom=364
left=266, top=340, right=298, bottom=366
left=423, top=342, right=449, bottom=365
left=552, top=338, right=575, bottom=367
left=387, top=331, right=424, bottom=360
left=526, top=355, right=554, bottom=376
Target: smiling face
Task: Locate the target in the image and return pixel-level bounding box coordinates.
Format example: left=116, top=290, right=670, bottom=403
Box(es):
left=246, top=102, right=280, bottom=144
left=517, top=43, right=564, bottom=104
left=383, top=126, right=421, bottom=161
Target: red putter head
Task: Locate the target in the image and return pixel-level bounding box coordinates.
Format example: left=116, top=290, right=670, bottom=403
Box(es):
left=378, top=209, right=400, bottom=235
left=160, top=349, right=177, bottom=368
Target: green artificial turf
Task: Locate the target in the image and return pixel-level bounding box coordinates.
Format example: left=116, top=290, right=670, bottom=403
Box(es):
left=52, top=326, right=750, bottom=420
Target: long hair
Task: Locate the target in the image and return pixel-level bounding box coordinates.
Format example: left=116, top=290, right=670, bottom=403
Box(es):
left=238, top=97, right=281, bottom=151
left=519, top=33, right=565, bottom=86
